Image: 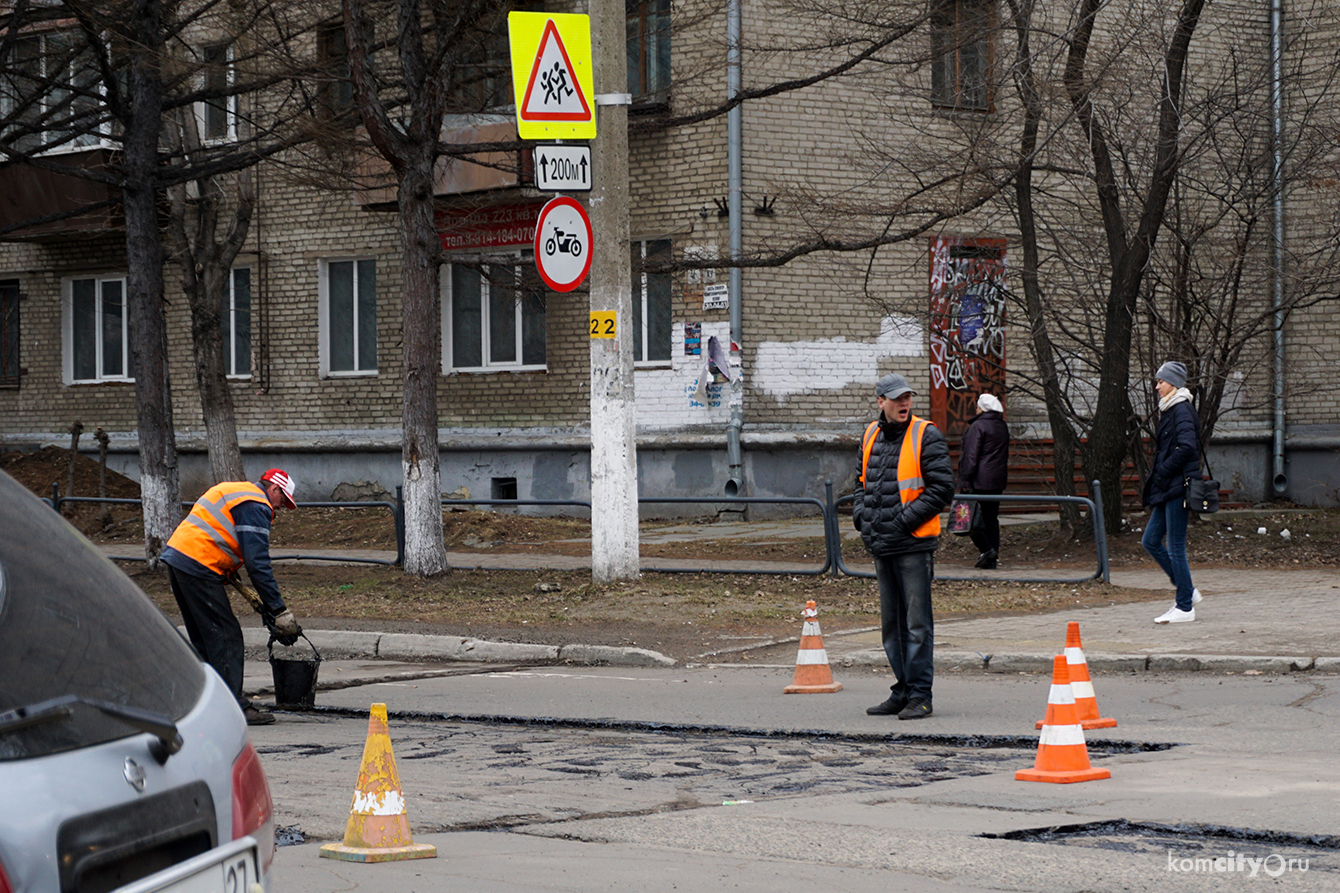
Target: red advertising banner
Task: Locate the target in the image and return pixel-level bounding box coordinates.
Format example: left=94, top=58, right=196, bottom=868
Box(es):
left=437, top=203, right=545, bottom=252
left=928, top=237, right=1008, bottom=438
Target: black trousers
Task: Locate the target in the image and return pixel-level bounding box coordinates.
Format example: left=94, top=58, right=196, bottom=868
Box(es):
left=168, top=566, right=247, bottom=708
left=969, top=490, right=1003, bottom=556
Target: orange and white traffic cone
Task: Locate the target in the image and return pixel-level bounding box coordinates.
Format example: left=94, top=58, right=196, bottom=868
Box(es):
left=1037, top=622, right=1116, bottom=731
left=1016, top=655, right=1111, bottom=784
left=319, top=703, right=438, bottom=863
left=784, top=600, right=842, bottom=693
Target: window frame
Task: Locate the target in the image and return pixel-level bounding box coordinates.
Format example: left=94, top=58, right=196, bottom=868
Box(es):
left=316, top=20, right=357, bottom=126
left=441, top=252, right=548, bottom=373
left=0, top=280, right=19, bottom=388
left=223, top=266, right=251, bottom=379
left=62, top=273, right=132, bottom=385
left=631, top=239, right=673, bottom=365
left=195, top=41, right=238, bottom=144
left=930, top=0, right=994, bottom=113
left=1, top=30, right=114, bottom=155
left=626, top=0, right=671, bottom=107
left=318, top=257, right=378, bottom=378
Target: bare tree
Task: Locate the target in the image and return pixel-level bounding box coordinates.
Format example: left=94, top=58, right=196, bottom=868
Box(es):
left=1, top=0, right=322, bottom=551
left=340, top=0, right=515, bottom=575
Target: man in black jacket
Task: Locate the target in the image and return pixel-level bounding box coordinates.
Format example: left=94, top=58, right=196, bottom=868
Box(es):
left=853, top=373, right=955, bottom=719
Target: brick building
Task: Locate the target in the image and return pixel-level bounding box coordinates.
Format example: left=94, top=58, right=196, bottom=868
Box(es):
left=1, top=0, right=1337, bottom=511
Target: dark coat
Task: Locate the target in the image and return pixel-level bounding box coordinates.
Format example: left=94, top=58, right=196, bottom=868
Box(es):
left=853, top=415, right=955, bottom=556
left=958, top=410, right=1010, bottom=493
left=1143, top=399, right=1201, bottom=506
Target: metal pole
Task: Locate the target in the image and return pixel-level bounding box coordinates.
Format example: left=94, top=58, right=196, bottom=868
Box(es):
left=1269, top=0, right=1288, bottom=496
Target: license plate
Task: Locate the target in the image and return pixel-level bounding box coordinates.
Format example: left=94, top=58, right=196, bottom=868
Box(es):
left=112, top=836, right=262, bottom=893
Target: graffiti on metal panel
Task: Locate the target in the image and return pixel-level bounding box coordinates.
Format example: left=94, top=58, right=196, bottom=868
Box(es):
left=928, top=238, right=1007, bottom=437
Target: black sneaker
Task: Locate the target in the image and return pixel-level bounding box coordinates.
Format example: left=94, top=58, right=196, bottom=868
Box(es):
left=975, top=549, right=998, bottom=569
left=244, top=705, right=276, bottom=726
left=866, top=695, right=908, bottom=716
left=897, top=699, right=933, bottom=720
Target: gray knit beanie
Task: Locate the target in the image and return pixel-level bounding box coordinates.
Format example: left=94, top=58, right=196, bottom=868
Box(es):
left=1155, top=361, right=1187, bottom=389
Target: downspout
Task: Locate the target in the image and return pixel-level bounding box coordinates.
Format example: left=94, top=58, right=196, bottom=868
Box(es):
left=724, top=0, right=744, bottom=497
left=1269, top=0, right=1288, bottom=495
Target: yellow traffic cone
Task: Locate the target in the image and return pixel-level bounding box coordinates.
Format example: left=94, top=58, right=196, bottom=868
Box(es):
left=319, top=703, right=437, bottom=863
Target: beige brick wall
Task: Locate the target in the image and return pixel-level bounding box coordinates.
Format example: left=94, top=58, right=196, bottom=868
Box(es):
left=2, top=0, right=1337, bottom=461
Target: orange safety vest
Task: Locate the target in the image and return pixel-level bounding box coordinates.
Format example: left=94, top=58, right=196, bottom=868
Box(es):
left=860, top=415, right=941, bottom=537
left=165, top=481, right=271, bottom=576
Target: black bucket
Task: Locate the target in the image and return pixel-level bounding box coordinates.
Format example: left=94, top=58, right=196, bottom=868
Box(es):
left=269, top=634, right=322, bottom=709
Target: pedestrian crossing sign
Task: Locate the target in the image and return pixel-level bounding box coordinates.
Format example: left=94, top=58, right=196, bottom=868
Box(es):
left=509, top=12, right=596, bottom=140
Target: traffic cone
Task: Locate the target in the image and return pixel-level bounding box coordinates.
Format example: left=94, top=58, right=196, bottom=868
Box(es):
left=319, top=703, right=438, bottom=863
left=1016, top=655, right=1111, bottom=784
left=784, top=600, right=842, bottom=693
left=1037, top=622, right=1116, bottom=730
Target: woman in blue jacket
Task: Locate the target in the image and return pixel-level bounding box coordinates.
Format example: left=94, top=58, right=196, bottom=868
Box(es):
left=1143, top=361, right=1203, bottom=624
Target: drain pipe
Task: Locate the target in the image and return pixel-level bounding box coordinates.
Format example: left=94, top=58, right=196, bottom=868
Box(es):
left=1269, top=0, right=1288, bottom=495
left=724, top=0, right=744, bottom=497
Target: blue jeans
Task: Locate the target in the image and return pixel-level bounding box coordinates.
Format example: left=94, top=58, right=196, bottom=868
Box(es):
left=1142, top=497, right=1196, bottom=611
left=873, top=551, right=934, bottom=703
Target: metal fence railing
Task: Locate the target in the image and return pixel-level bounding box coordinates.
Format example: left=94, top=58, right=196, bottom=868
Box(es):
left=52, top=481, right=1110, bottom=583
left=832, top=481, right=1110, bottom=584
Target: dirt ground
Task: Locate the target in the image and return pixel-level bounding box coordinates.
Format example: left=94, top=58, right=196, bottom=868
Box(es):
left=6, top=446, right=1338, bottom=662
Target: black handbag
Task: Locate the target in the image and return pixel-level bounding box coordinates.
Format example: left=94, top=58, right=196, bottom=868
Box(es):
left=1186, top=443, right=1219, bottom=513
left=1186, top=477, right=1219, bottom=514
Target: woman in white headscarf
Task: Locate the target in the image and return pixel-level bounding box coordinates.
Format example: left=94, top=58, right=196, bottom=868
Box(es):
left=958, top=393, right=1010, bottom=569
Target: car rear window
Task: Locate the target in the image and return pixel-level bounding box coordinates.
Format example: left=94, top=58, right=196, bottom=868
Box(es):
left=0, top=470, right=205, bottom=759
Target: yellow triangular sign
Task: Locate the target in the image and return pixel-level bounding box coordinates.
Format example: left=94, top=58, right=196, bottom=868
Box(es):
left=521, top=20, right=592, bottom=122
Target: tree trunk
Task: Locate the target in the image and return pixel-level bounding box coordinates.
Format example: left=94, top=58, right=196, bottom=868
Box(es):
left=398, top=159, right=448, bottom=576
left=1009, top=0, right=1083, bottom=532
left=124, top=0, right=180, bottom=564
left=192, top=261, right=247, bottom=483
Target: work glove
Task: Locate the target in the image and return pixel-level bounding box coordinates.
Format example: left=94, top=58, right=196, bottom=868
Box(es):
left=267, top=609, right=301, bottom=647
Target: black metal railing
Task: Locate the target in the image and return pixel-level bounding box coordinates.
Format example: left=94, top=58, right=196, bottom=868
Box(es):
left=53, top=481, right=1110, bottom=583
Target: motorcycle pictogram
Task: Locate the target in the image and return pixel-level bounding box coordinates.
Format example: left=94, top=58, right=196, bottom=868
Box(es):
left=544, top=228, right=583, bottom=258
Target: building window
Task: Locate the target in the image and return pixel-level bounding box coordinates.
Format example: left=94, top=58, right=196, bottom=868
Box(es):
left=64, top=275, right=132, bottom=383
left=316, top=22, right=357, bottom=124
left=631, top=240, right=672, bottom=363
left=444, top=256, right=546, bottom=371
left=1, top=32, right=107, bottom=153
left=197, top=42, right=237, bottom=142
left=930, top=0, right=993, bottom=112
left=626, top=0, right=670, bottom=105
left=319, top=259, right=377, bottom=375
left=223, top=267, right=251, bottom=377
left=0, top=280, right=19, bottom=387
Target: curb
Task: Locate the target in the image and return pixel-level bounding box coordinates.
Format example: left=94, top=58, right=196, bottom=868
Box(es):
left=237, top=627, right=676, bottom=668
left=832, top=648, right=1330, bottom=675
left=230, top=628, right=1340, bottom=675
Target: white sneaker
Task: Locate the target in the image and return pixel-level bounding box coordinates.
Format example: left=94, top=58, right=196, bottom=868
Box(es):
left=1191, top=588, right=1203, bottom=606
left=1155, top=606, right=1195, bottom=624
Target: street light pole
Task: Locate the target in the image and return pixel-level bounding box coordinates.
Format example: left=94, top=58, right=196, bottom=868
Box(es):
left=587, top=0, right=639, bottom=581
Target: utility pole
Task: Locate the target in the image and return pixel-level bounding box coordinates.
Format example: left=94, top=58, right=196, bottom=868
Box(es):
left=587, top=0, right=639, bottom=581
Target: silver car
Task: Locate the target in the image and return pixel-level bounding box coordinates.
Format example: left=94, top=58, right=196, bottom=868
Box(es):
left=0, top=469, right=276, bottom=892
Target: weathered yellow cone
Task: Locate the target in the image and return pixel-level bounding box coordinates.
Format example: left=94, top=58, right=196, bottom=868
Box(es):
left=319, top=703, right=437, bottom=863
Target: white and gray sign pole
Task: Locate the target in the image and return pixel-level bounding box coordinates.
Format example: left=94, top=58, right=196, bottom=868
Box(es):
left=587, top=0, right=639, bottom=582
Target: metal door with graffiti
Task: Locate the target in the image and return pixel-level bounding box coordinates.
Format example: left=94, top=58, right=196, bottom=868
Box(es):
left=928, top=237, right=1007, bottom=437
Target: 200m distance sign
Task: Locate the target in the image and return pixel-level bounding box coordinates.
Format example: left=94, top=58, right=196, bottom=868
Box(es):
left=533, top=196, right=592, bottom=292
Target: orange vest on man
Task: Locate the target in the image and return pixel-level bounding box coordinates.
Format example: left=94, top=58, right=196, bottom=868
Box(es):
left=861, top=415, right=941, bottom=538
left=165, top=482, right=273, bottom=576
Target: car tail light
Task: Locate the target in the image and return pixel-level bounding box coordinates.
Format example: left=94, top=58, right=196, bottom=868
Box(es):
left=0, top=858, right=12, bottom=893
left=232, top=741, right=276, bottom=871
